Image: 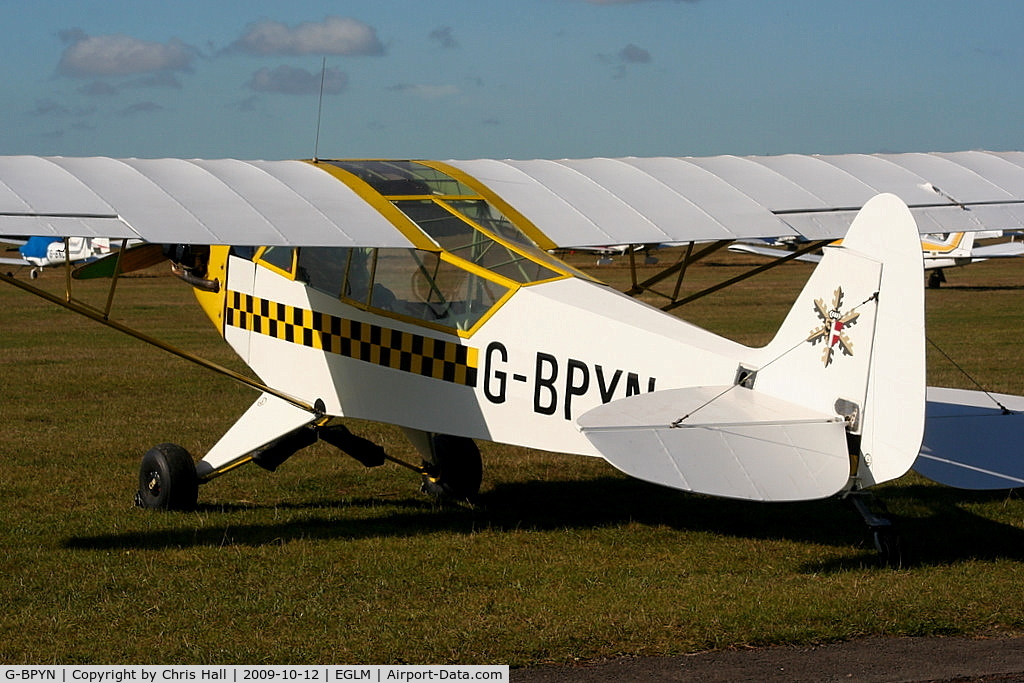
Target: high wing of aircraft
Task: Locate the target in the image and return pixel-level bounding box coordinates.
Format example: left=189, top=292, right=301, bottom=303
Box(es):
left=729, top=229, right=1024, bottom=287
left=3, top=151, right=1024, bottom=565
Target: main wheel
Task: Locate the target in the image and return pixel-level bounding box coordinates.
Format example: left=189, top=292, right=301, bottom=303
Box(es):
left=135, top=443, right=199, bottom=511
left=420, top=434, right=482, bottom=501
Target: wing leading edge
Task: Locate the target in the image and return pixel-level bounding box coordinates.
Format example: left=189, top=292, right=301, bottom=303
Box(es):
left=447, top=152, right=1024, bottom=248
left=0, top=157, right=416, bottom=249
left=2, top=152, right=1024, bottom=250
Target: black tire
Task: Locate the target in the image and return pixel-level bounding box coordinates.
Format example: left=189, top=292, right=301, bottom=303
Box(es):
left=420, top=434, right=482, bottom=501
left=136, top=443, right=198, bottom=511
left=873, top=527, right=903, bottom=569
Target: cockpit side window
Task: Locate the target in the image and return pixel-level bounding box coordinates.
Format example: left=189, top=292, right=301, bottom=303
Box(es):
left=445, top=199, right=577, bottom=278
left=230, top=246, right=258, bottom=260
left=281, top=160, right=575, bottom=334
left=256, top=246, right=296, bottom=275
left=297, top=247, right=355, bottom=300
left=446, top=199, right=532, bottom=248
left=297, top=246, right=510, bottom=332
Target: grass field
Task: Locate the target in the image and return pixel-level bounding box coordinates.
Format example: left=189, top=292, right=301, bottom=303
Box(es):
left=1, top=251, right=1023, bottom=665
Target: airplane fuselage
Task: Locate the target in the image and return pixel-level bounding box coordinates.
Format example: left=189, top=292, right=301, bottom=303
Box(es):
left=19, top=236, right=112, bottom=268
left=212, top=251, right=748, bottom=457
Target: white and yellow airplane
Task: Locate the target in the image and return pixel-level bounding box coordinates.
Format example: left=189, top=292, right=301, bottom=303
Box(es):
left=729, top=228, right=1024, bottom=288
left=3, top=152, right=1024, bottom=563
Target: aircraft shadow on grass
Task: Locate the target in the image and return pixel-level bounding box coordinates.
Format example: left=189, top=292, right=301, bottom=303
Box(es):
left=64, top=476, right=1024, bottom=569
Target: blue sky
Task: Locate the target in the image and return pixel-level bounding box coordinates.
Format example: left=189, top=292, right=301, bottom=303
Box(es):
left=2, top=0, right=1021, bottom=160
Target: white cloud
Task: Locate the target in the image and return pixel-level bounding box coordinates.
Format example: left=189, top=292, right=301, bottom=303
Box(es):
left=230, top=16, right=385, bottom=57
left=57, top=31, right=195, bottom=77
left=386, top=83, right=460, bottom=99
left=247, top=65, right=348, bottom=95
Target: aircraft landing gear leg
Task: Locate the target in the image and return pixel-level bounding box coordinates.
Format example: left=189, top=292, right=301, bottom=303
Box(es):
left=402, top=429, right=482, bottom=502
left=135, top=443, right=199, bottom=511
left=847, top=491, right=902, bottom=568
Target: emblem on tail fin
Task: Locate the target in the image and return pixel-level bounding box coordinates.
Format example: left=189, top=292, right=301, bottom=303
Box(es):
left=807, top=286, right=860, bottom=367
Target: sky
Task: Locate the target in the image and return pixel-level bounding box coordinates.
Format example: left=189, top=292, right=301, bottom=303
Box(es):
left=2, top=0, right=1022, bottom=161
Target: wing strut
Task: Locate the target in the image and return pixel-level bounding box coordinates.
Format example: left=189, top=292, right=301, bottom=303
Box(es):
left=623, top=239, right=832, bottom=311
left=0, top=270, right=315, bottom=413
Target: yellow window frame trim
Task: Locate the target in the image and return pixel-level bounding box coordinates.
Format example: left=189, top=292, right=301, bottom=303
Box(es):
left=249, top=242, right=539, bottom=337
left=263, top=160, right=576, bottom=337
left=303, top=160, right=437, bottom=251
left=396, top=194, right=577, bottom=284
left=307, top=158, right=577, bottom=281
left=421, top=161, right=594, bottom=281
left=254, top=246, right=297, bottom=279
left=423, top=160, right=559, bottom=252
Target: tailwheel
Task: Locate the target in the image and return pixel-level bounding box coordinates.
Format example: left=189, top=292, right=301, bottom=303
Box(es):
left=135, top=443, right=199, bottom=511
left=420, top=434, right=482, bottom=502
left=872, top=526, right=903, bottom=569
left=847, top=491, right=903, bottom=568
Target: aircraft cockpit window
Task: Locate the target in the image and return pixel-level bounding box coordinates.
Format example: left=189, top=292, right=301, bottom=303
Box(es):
left=394, top=200, right=561, bottom=285
left=444, top=199, right=580, bottom=278
left=373, top=249, right=509, bottom=330
left=297, top=246, right=355, bottom=300
left=326, top=160, right=474, bottom=197
left=297, top=246, right=510, bottom=332
left=301, top=160, right=573, bottom=332
left=324, top=159, right=573, bottom=285
left=257, top=246, right=295, bottom=275
left=446, top=199, right=533, bottom=248
left=230, top=246, right=258, bottom=260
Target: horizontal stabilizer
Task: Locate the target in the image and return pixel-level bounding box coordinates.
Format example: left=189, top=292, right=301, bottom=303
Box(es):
left=915, top=387, right=1024, bottom=489
left=578, top=386, right=851, bottom=502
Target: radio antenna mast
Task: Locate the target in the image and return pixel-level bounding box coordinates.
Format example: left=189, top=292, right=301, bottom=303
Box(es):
left=313, top=57, right=327, bottom=163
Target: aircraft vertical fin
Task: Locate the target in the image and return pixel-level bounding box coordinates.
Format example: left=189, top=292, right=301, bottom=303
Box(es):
left=755, top=193, right=926, bottom=488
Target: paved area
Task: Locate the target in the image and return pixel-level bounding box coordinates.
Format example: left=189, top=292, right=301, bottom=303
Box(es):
left=512, top=635, right=1024, bottom=682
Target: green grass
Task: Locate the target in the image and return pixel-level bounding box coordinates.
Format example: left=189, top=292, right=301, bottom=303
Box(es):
left=2, top=256, right=1024, bottom=665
